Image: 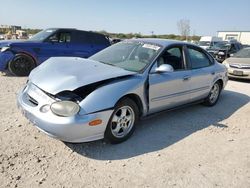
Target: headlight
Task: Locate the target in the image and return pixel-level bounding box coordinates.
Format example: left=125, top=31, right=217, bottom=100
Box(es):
left=0, top=46, right=10, bottom=52
left=223, top=61, right=230, bottom=68
left=218, top=51, right=225, bottom=55
left=50, top=101, right=80, bottom=117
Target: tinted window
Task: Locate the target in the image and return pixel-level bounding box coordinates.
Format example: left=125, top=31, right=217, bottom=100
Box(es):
left=235, top=43, right=242, bottom=50
left=231, top=44, right=237, bottom=51
left=188, top=47, right=211, bottom=69
left=74, top=31, right=92, bottom=44
left=59, top=32, right=71, bottom=42
left=90, top=33, right=109, bottom=45
left=48, top=32, right=71, bottom=43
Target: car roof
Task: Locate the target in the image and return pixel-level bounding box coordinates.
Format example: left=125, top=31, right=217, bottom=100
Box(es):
left=46, top=28, right=106, bottom=36
left=47, top=28, right=76, bottom=31
left=129, top=38, right=194, bottom=47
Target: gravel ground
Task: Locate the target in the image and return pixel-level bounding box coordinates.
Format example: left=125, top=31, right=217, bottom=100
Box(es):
left=0, top=73, right=250, bottom=188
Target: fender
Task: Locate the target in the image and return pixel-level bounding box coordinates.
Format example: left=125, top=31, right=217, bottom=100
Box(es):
left=78, top=76, right=148, bottom=115
left=11, top=46, right=38, bottom=65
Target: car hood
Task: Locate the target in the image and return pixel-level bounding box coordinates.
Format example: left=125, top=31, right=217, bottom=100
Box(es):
left=29, top=57, right=136, bottom=95
left=0, top=40, right=24, bottom=47
left=0, top=40, right=41, bottom=48
left=226, top=57, right=250, bottom=65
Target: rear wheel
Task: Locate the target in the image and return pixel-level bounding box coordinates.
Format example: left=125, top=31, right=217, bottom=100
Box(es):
left=203, top=81, right=222, bottom=106
left=8, top=54, right=36, bottom=76
left=104, top=98, right=139, bottom=144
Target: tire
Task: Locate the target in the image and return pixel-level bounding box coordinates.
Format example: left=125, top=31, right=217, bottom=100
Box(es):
left=8, top=54, right=36, bottom=76
left=104, top=98, right=139, bottom=144
left=203, top=81, right=222, bottom=106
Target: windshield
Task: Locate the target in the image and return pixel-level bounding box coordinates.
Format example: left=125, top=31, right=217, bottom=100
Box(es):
left=211, top=42, right=230, bottom=50
left=199, top=41, right=211, bottom=46
left=234, top=48, right=250, bottom=58
left=29, top=29, right=56, bottom=41
left=89, top=41, right=162, bottom=72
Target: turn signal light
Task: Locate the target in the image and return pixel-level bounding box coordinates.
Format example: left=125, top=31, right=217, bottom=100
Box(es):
left=89, top=119, right=102, bottom=126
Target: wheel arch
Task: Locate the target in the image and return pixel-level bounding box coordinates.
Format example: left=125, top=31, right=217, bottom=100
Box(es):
left=12, top=52, right=37, bottom=66
left=117, top=93, right=144, bottom=117
left=7, top=52, right=38, bottom=76
left=214, top=78, right=224, bottom=89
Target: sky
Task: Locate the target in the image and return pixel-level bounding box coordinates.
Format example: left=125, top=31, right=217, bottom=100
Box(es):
left=0, top=0, right=249, bottom=36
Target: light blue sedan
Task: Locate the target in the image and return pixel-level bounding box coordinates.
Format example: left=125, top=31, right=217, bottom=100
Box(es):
left=17, top=39, right=228, bottom=143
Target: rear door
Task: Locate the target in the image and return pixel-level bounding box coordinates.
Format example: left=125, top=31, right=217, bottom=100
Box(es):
left=185, top=45, right=216, bottom=101
left=90, top=33, right=110, bottom=54
left=69, top=31, right=93, bottom=58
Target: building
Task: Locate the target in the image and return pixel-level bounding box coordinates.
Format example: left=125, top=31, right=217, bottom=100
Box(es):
left=0, top=25, right=22, bottom=33
left=217, top=31, right=250, bottom=45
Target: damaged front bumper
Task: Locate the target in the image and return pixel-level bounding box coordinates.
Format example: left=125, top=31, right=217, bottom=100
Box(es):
left=17, top=83, right=113, bottom=143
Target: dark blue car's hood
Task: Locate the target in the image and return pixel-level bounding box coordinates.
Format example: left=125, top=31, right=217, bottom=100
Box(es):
left=0, top=40, right=42, bottom=48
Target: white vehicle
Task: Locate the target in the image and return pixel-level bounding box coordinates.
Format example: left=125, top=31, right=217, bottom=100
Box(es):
left=0, top=34, right=4, bottom=40
left=199, top=36, right=222, bottom=50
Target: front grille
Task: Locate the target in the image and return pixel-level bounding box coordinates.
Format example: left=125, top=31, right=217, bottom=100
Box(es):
left=230, top=64, right=250, bottom=69
left=27, top=94, right=38, bottom=106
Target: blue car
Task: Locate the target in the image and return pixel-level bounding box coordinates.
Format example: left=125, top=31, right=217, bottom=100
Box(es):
left=0, top=28, right=110, bottom=76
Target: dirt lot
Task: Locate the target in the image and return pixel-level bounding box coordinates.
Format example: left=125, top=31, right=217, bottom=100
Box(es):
left=0, top=73, right=249, bottom=188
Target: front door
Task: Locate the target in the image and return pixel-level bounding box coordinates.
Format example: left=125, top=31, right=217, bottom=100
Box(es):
left=39, top=31, right=72, bottom=63
left=148, top=46, right=193, bottom=113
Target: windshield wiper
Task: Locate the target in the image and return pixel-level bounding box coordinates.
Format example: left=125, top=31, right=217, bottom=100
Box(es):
left=99, top=61, right=117, bottom=67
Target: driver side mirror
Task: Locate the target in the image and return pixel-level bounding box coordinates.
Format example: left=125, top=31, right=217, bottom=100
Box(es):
left=48, top=35, right=59, bottom=43
left=155, top=64, right=174, bottom=73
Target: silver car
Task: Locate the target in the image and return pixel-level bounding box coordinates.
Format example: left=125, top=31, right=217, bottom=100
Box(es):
left=223, top=47, right=250, bottom=79
left=17, top=39, right=228, bottom=144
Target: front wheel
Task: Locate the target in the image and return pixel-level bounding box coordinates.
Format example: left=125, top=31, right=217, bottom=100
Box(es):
left=104, top=98, right=139, bottom=144
left=203, top=82, right=222, bottom=106
left=8, top=54, right=36, bottom=76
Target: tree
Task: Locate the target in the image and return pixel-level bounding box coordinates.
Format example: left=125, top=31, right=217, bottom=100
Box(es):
left=177, top=19, right=190, bottom=40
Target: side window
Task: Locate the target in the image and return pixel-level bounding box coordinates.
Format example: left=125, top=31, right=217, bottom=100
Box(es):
left=157, top=47, right=184, bottom=71
left=187, top=47, right=211, bottom=69
left=59, top=32, right=71, bottom=43
left=74, top=31, right=92, bottom=44
left=48, top=32, right=71, bottom=43
left=235, top=43, right=242, bottom=50
left=231, top=44, right=237, bottom=51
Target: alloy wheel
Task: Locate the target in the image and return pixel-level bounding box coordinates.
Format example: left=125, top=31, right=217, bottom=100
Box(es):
left=209, top=83, right=220, bottom=104
left=110, top=106, right=135, bottom=138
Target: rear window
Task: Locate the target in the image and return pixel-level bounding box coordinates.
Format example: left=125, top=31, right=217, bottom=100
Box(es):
left=187, top=47, right=212, bottom=69
left=73, top=31, right=109, bottom=45
left=90, top=33, right=110, bottom=45
left=74, top=31, right=92, bottom=44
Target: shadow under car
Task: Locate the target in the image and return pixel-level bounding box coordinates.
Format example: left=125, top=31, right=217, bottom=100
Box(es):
left=66, top=90, right=249, bottom=160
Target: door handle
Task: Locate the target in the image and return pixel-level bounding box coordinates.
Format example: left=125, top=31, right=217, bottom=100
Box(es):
left=183, top=75, right=191, bottom=81
left=211, top=71, right=215, bottom=75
